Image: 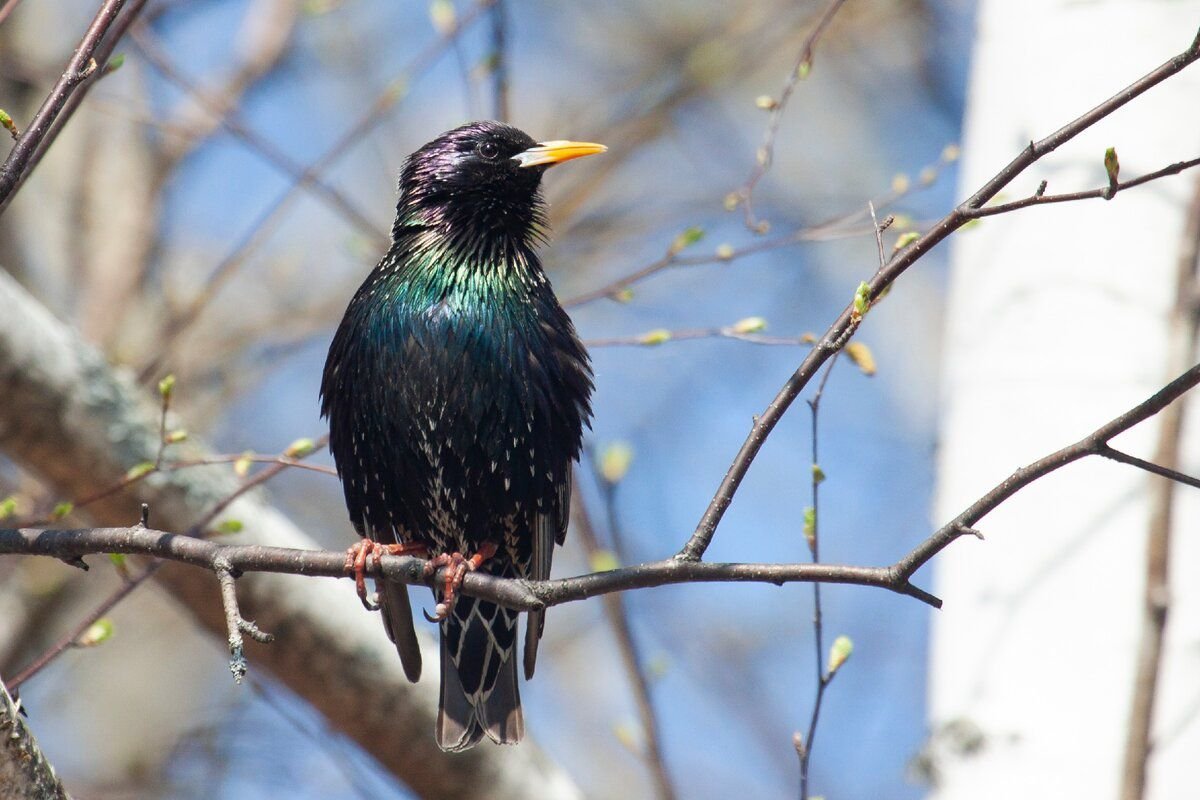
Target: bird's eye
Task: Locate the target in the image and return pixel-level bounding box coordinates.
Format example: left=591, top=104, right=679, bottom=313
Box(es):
left=478, top=141, right=501, bottom=160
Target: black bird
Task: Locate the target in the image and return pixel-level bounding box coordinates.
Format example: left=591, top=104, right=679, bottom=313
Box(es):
left=320, top=121, right=601, bottom=751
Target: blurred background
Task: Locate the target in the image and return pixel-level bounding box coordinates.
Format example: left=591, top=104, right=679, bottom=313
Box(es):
left=0, top=0, right=974, bottom=797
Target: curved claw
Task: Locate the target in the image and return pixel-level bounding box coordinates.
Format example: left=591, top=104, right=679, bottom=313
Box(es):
left=345, top=539, right=429, bottom=612
left=422, top=602, right=451, bottom=623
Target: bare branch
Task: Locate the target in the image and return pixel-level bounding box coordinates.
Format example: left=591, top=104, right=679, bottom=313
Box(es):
left=895, top=362, right=1200, bottom=581
left=676, top=27, right=1200, bottom=563
left=0, top=0, right=148, bottom=217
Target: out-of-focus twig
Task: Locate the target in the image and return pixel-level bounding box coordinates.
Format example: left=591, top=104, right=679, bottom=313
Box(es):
left=732, top=0, right=850, bottom=232
left=137, top=0, right=498, bottom=383
left=1118, top=174, right=1200, bottom=800
left=572, top=468, right=677, bottom=800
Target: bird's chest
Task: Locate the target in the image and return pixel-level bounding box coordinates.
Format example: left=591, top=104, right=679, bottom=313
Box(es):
left=360, top=296, right=557, bottom=534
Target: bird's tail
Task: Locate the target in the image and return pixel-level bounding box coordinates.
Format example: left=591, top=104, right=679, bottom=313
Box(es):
left=436, top=591, right=524, bottom=752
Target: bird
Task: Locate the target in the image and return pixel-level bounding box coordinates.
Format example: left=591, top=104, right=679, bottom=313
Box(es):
left=320, top=121, right=601, bottom=751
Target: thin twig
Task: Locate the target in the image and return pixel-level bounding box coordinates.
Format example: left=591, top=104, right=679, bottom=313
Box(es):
left=894, top=362, right=1200, bottom=581
left=0, top=0, right=24, bottom=27
left=676, top=28, right=1200, bottom=564
left=585, top=327, right=815, bottom=349
left=7, top=561, right=158, bottom=691
left=561, top=147, right=957, bottom=310
left=735, top=0, right=850, bottom=232
left=966, top=156, right=1200, bottom=219
left=798, top=353, right=838, bottom=799
left=0, top=0, right=135, bottom=217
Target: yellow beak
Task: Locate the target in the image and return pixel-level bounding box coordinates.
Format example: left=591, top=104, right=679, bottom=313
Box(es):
left=513, top=140, right=607, bottom=169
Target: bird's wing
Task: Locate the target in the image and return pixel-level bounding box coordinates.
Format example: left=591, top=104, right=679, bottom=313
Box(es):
left=523, top=477, right=570, bottom=679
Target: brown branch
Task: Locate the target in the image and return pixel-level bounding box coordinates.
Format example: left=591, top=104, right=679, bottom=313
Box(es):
left=0, top=525, right=933, bottom=611
left=676, top=26, right=1200, bottom=563
left=965, top=156, right=1200, bottom=219
left=1119, top=173, right=1200, bottom=800
left=0, top=0, right=146, bottom=218
left=894, top=362, right=1200, bottom=582
left=0, top=0, right=24, bottom=27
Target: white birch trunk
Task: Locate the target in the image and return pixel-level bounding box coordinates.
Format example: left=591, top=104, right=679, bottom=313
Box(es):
left=929, top=2, right=1200, bottom=797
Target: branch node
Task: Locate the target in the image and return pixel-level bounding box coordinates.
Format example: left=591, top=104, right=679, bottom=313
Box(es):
left=956, top=523, right=985, bottom=540
left=138, top=502, right=150, bottom=528
left=73, top=57, right=99, bottom=83
left=59, top=554, right=89, bottom=571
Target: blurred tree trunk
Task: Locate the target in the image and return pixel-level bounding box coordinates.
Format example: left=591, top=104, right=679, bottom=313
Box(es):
left=929, top=2, right=1200, bottom=798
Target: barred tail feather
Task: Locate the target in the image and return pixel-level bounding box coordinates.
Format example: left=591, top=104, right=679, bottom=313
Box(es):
left=436, top=595, right=524, bottom=752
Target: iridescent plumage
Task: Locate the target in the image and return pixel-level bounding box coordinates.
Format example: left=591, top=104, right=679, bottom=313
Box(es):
left=321, top=121, right=595, bottom=750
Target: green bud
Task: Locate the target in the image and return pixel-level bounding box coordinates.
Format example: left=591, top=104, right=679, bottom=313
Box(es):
left=76, top=618, right=115, bottom=647
left=852, top=281, right=871, bottom=317
left=157, top=374, right=176, bottom=401
left=639, top=328, right=672, bottom=346
left=590, top=549, right=620, bottom=572
left=598, top=441, right=634, bottom=484
left=1104, top=147, right=1120, bottom=184
left=730, top=316, right=767, bottom=334
left=284, top=437, right=315, bottom=458
left=827, top=634, right=854, bottom=675
left=669, top=226, right=705, bottom=255
left=125, top=462, right=156, bottom=481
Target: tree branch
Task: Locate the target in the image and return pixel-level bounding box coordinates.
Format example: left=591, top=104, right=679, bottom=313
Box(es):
left=676, top=25, right=1200, bottom=563
left=0, top=0, right=146, bottom=217
left=0, top=675, right=70, bottom=799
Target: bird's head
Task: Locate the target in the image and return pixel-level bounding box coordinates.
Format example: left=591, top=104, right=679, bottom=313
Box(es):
left=395, top=120, right=605, bottom=242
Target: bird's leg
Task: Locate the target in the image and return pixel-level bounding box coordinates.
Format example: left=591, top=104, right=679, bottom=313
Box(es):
left=423, top=541, right=500, bottom=622
left=344, top=539, right=429, bottom=611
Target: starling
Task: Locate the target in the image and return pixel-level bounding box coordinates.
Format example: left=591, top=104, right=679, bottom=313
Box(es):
left=320, top=121, right=601, bottom=751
